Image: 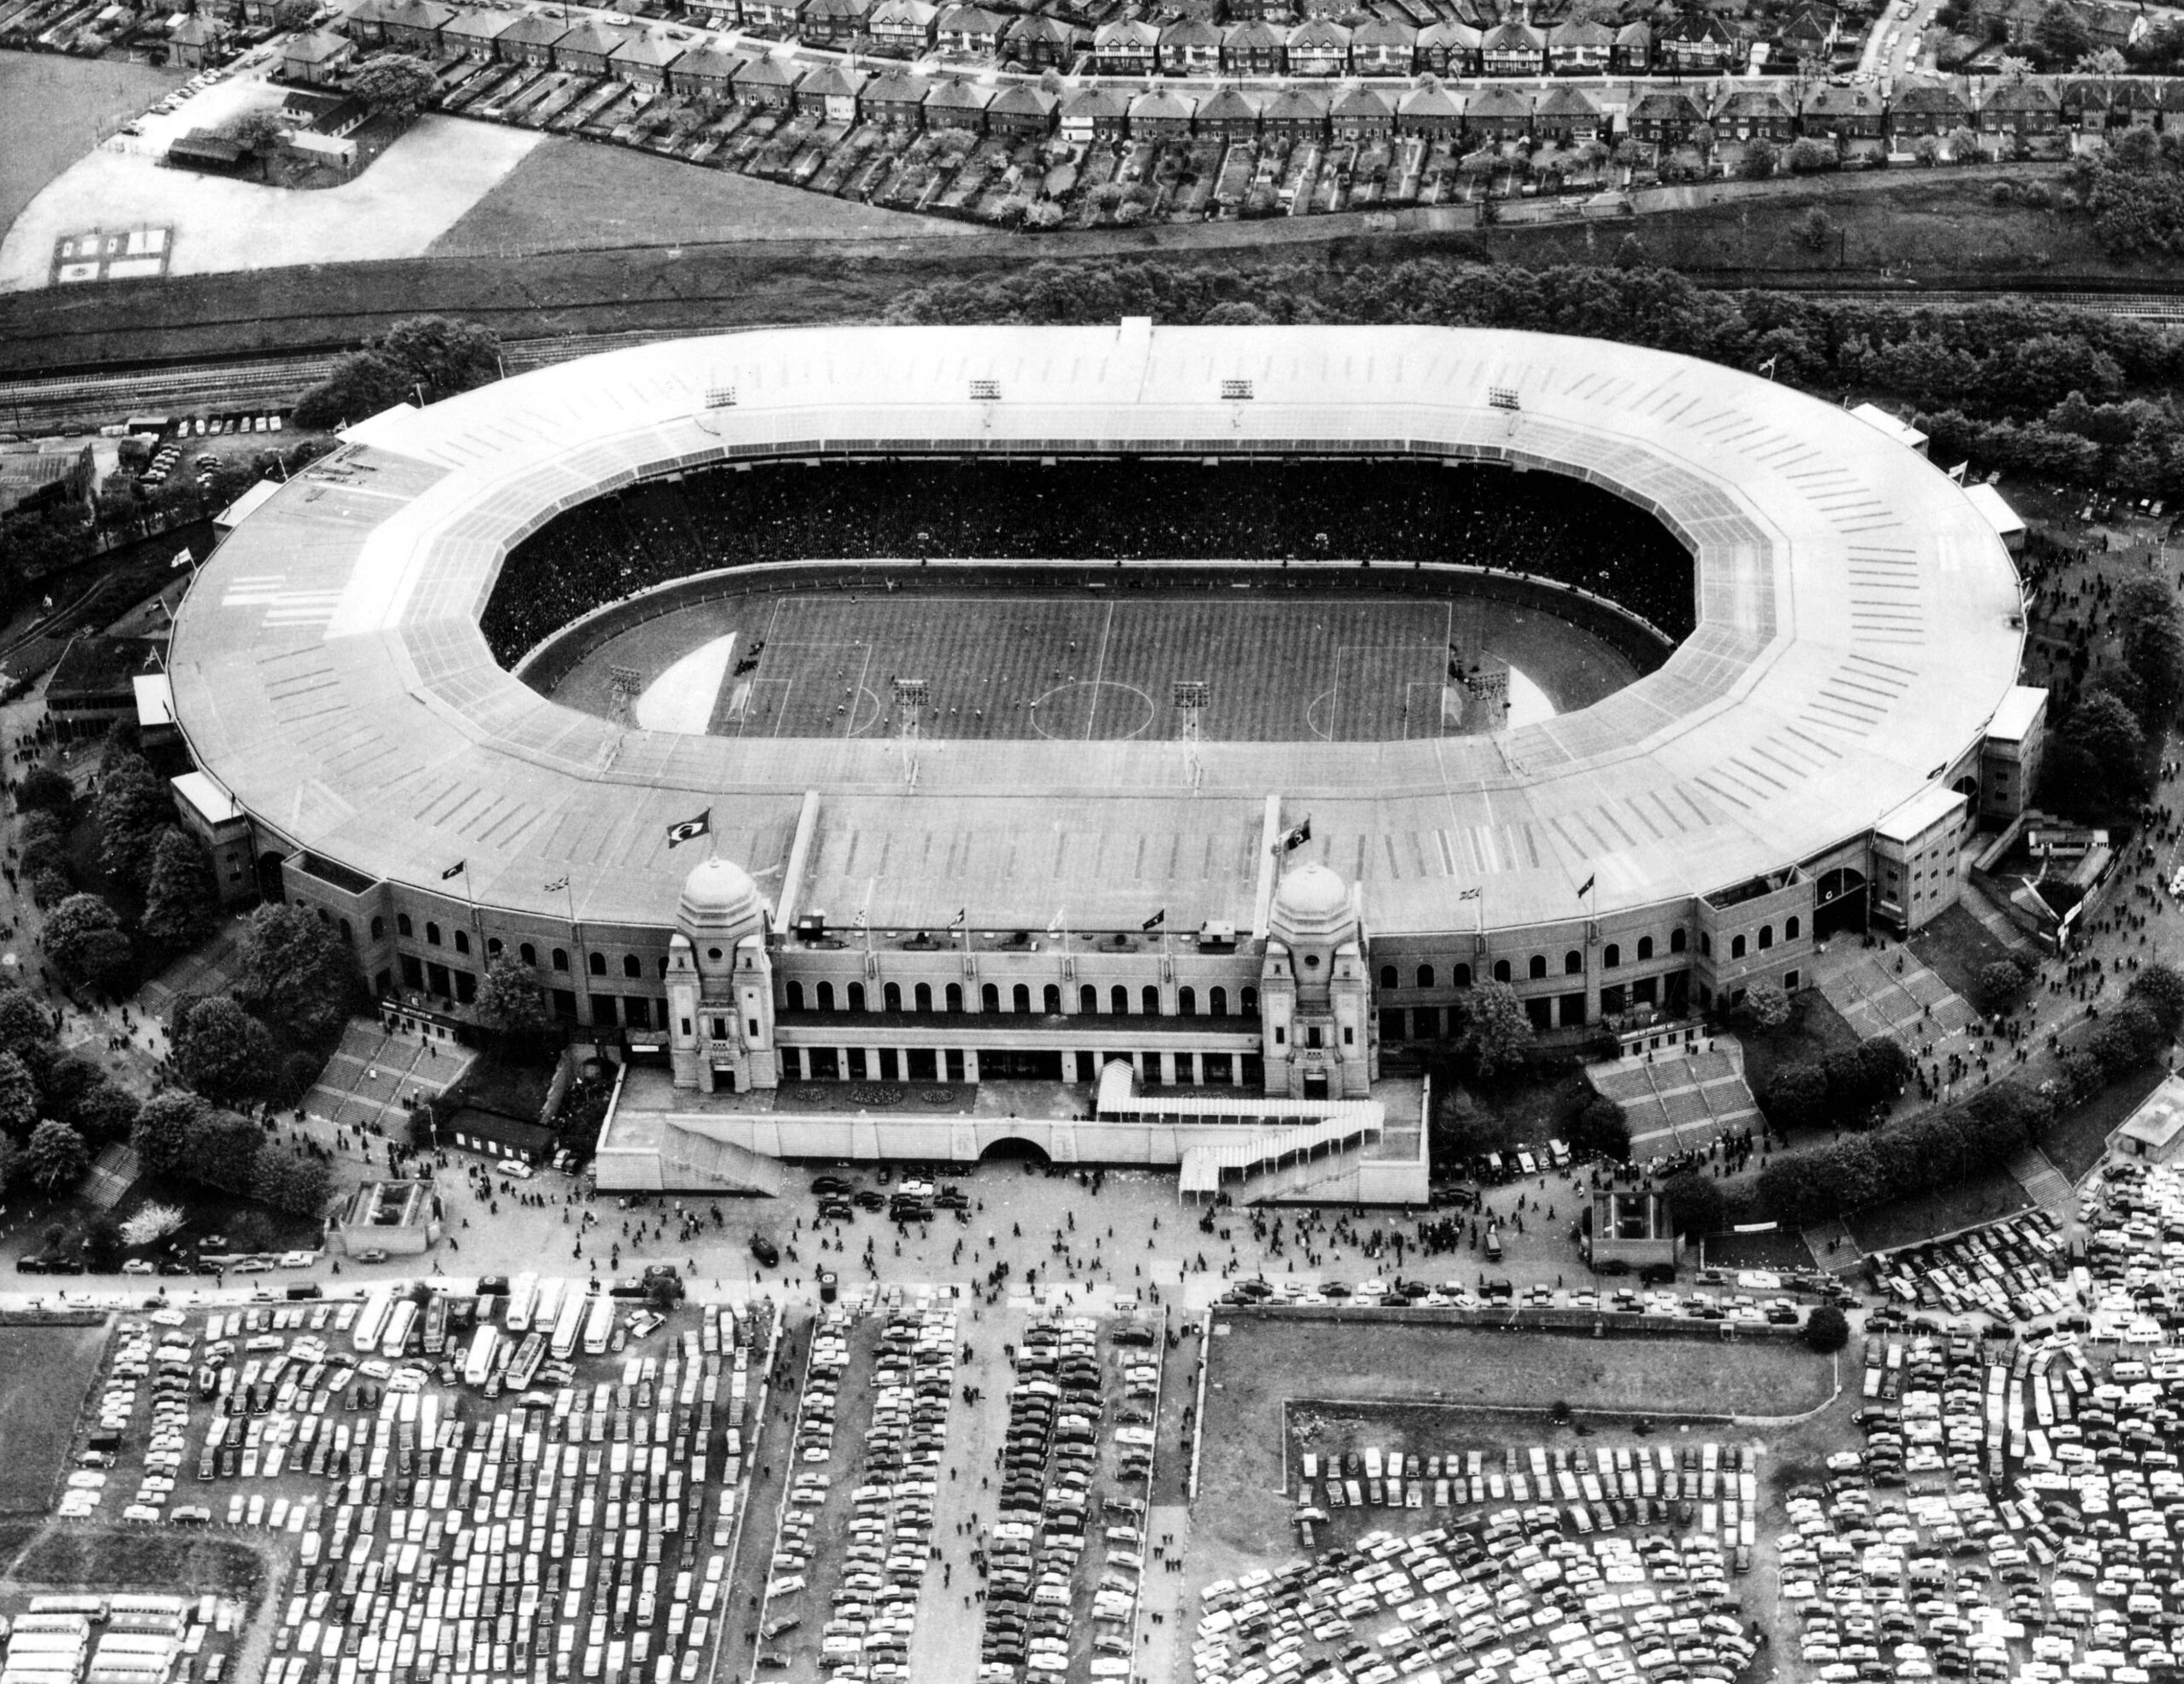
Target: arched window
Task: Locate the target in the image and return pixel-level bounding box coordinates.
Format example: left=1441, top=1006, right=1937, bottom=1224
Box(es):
left=1564, top=951, right=1583, bottom=975
left=551, top=948, right=569, bottom=972
left=1670, top=928, right=1687, bottom=955
left=1454, top=963, right=1472, bottom=988
left=883, top=982, right=902, bottom=1012
left=449, top=930, right=466, bottom=955
left=1240, top=986, right=1258, bottom=1017
left=982, top=983, right=1000, bottom=1013
left=1043, top=984, right=1060, bottom=1013
left=1080, top=984, right=1098, bottom=1013
left=787, top=981, right=805, bottom=1011
left=1730, top=934, right=1745, bottom=960
left=1603, top=944, right=1620, bottom=969
left=1699, top=932, right=1711, bottom=956
left=1757, top=925, right=1774, bottom=951
left=1494, top=960, right=1512, bottom=984
left=1637, top=935, right=1654, bottom=961
left=426, top=922, right=442, bottom=947
left=1142, top=986, right=1161, bottom=1017
left=1177, top=986, right=1197, bottom=1017
left=1210, top=986, right=1228, bottom=1016
left=946, top=983, right=963, bottom=1013
left=1012, top=984, right=1031, bottom=1013
left=371, top=916, right=386, bottom=940
left=1785, top=915, right=1800, bottom=941
left=520, top=942, right=536, bottom=966
left=1529, top=955, right=1548, bottom=981
left=847, top=982, right=866, bottom=1012
left=622, top=954, right=640, bottom=978
left=817, top=980, right=835, bottom=1011
left=588, top=951, right=606, bottom=976
left=915, top=983, right=932, bottom=1013
left=1416, top=964, right=1435, bottom=990
left=1379, top=964, right=1398, bottom=990
left=1112, top=985, right=1130, bottom=1014
left=485, top=937, right=502, bottom=958
left=398, top=914, right=414, bottom=938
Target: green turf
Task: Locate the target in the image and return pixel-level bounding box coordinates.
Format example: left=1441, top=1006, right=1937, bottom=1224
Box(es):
left=0, top=1322, right=111, bottom=1514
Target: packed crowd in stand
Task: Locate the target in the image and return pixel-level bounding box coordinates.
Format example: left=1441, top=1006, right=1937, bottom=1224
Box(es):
left=484, top=462, right=1696, bottom=667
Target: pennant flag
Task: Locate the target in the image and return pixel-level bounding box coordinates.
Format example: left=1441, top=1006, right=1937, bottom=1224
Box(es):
left=665, top=808, right=712, bottom=848
left=948, top=909, right=967, bottom=931
left=1141, top=907, right=1166, bottom=932
left=1757, top=356, right=1777, bottom=378
left=440, top=860, right=466, bottom=881
left=543, top=875, right=570, bottom=894
left=1279, top=817, right=1313, bottom=853
left=1947, top=462, right=1969, bottom=485
left=1048, top=909, right=1065, bottom=936
left=1457, top=886, right=1481, bottom=902
left=171, top=547, right=195, bottom=570
left=1577, top=874, right=1595, bottom=900
left=852, top=907, right=868, bottom=931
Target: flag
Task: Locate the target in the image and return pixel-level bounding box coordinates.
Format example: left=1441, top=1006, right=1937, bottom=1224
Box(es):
left=440, top=860, right=466, bottom=881
left=852, top=907, right=868, bottom=931
left=1577, top=874, right=1595, bottom=900
left=1457, top=886, right=1481, bottom=902
left=948, top=909, right=966, bottom=931
left=665, top=808, right=712, bottom=848
left=543, top=874, right=570, bottom=894
left=1141, top=908, right=1166, bottom=932
left=1757, top=356, right=1777, bottom=379
left=1278, top=817, right=1313, bottom=853
left=1048, top=909, right=1065, bottom=937
left=1947, top=462, right=1969, bottom=485
left=171, top=547, right=195, bottom=570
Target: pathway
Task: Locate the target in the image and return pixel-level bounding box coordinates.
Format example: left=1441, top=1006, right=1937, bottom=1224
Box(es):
left=2008, top=1144, right=2077, bottom=1216
left=302, top=1019, right=474, bottom=1135
left=1810, top=941, right=1982, bottom=1045
left=79, top=1143, right=138, bottom=1210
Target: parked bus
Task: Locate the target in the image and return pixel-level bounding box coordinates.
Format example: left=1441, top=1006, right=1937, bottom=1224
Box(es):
left=351, top=1290, right=393, bottom=1355
left=549, top=1290, right=589, bottom=1362
left=380, top=1301, right=418, bottom=1360
left=533, top=1276, right=566, bottom=1338
left=503, top=1273, right=539, bottom=1333
left=582, top=1293, right=614, bottom=1357
left=505, top=1332, right=547, bottom=1392
left=422, top=1294, right=448, bottom=1357
left=462, top=1326, right=500, bottom=1389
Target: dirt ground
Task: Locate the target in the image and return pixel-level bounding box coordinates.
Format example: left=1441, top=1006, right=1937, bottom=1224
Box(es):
left=0, top=55, right=182, bottom=248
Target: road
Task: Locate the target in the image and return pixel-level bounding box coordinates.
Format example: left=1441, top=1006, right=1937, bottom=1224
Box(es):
left=1858, top=0, right=1942, bottom=87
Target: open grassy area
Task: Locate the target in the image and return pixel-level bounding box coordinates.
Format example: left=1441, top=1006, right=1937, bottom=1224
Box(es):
left=1910, top=903, right=2029, bottom=1011
left=427, top=134, right=976, bottom=256
left=0, top=55, right=181, bottom=255
left=2042, top=1063, right=2168, bottom=1184
left=1842, top=1163, right=2033, bottom=1255
left=1195, top=1315, right=1833, bottom=1568
left=6, top=1524, right=270, bottom=1598
left=0, top=1322, right=111, bottom=1513
left=1734, top=988, right=1862, bottom=1118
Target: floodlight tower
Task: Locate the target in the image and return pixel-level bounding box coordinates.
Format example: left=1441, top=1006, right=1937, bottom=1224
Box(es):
left=1488, top=386, right=1521, bottom=437
left=892, top=677, right=929, bottom=788
left=1173, top=679, right=1211, bottom=793
left=607, top=665, right=644, bottom=728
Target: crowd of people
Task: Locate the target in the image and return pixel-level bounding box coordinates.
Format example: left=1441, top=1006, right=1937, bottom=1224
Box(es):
left=482, top=462, right=1697, bottom=666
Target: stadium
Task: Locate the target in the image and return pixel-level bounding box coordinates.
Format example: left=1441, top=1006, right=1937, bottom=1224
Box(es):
left=165, top=320, right=2035, bottom=1203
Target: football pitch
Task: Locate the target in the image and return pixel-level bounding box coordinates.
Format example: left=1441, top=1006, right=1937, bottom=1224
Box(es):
left=549, top=588, right=1640, bottom=743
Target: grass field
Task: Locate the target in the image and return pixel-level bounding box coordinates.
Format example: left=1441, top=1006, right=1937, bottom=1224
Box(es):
left=2042, top=1062, right=2168, bottom=1184
left=1842, top=1163, right=2034, bottom=1254
left=0, top=55, right=181, bottom=253
left=0, top=1322, right=110, bottom=1513
left=1194, top=1317, right=1833, bottom=1565
left=428, top=134, right=977, bottom=256
left=551, top=589, right=1637, bottom=743
left=6, top=1524, right=270, bottom=1598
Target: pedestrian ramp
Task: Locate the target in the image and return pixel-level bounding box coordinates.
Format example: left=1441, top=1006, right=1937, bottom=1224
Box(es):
left=80, top=1143, right=139, bottom=1210
left=1590, top=1048, right=1760, bottom=1162
left=305, top=1018, right=473, bottom=1135
left=654, top=1123, right=787, bottom=1197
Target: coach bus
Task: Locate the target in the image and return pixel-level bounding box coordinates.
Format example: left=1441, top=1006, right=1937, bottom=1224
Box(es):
left=505, top=1331, right=547, bottom=1392
left=462, top=1326, right=500, bottom=1388
left=503, top=1272, right=539, bottom=1333
left=380, top=1300, right=418, bottom=1359
left=549, top=1289, right=589, bottom=1362
left=421, top=1293, right=448, bottom=1356
left=351, top=1289, right=393, bottom=1355
left=533, top=1276, right=566, bottom=1340
left=582, top=1293, right=614, bottom=1357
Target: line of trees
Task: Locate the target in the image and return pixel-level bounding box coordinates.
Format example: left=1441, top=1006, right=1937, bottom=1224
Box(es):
left=292, top=315, right=505, bottom=433
left=166, top=903, right=369, bottom=1108
left=1756, top=1036, right=1914, bottom=1134
left=131, top=1090, right=330, bottom=1217
left=0, top=975, right=141, bottom=1204
left=2036, top=570, right=2184, bottom=822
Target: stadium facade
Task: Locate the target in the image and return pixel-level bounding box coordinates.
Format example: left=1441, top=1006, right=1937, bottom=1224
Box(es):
left=166, top=321, right=2036, bottom=1203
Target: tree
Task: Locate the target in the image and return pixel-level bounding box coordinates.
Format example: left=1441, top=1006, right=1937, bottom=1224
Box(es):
left=2090, top=998, right=2165, bottom=1077
left=350, top=53, right=438, bottom=119
left=1763, top=1060, right=1829, bottom=1132
left=1804, top=1304, right=1850, bottom=1353
left=1945, top=125, right=1981, bottom=163
left=43, top=894, right=133, bottom=994
left=378, top=316, right=503, bottom=401
left=24, top=1120, right=87, bottom=1193
left=93, top=751, right=169, bottom=892
left=1798, top=205, right=1835, bottom=255
left=118, top=1201, right=184, bottom=1247
left=140, top=828, right=218, bottom=952
left=2044, top=689, right=2150, bottom=817
left=0, top=989, right=55, bottom=1075
left=16, top=810, right=71, bottom=886
left=1739, top=137, right=1778, bottom=180
left=131, top=1091, right=211, bottom=1180
left=290, top=351, right=417, bottom=432
left=219, top=109, right=291, bottom=178
left=1455, top=981, right=1534, bottom=1081
left=184, top=1109, right=263, bottom=1194
left=1914, top=133, right=1943, bottom=166
left=235, top=903, right=366, bottom=1048
left=2117, top=573, right=2184, bottom=726
left=1734, top=981, right=1792, bottom=1031
left=253, top=1150, right=331, bottom=1217
left=82, top=1211, right=125, bottom=1272
left=1569, top=1094, right=1630, bottom=1162
left=15, top=764, right=73, bottom=817
left=0, top=1134, right=26, bottom=1200
left=1977, top=958, right=2031, bottom=1012
left=73, top=1079, right=139, bottom=1148
left=475, top=954, right=555, bottom=1039
left=0, top=1051, right=40, bottom=1140
left=2129, top=962, right=2184, bottom=1038
left=171, top=996, right=276, bottom=1105
left=2035, top=2, right=2090, bottom=65
left=1660, top=1170, right=1725, bottom=1240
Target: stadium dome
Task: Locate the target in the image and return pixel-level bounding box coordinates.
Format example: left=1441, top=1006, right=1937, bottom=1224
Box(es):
left=677, top=857, right=765, bottom=948
left=1269, top=862, right=1353, bottom=947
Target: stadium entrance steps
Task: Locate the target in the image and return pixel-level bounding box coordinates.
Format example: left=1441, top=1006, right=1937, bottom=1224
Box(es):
left=305, top=1019, right=474, bottom=1136
left=1589, top=1042, right=1760, bottom=1164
